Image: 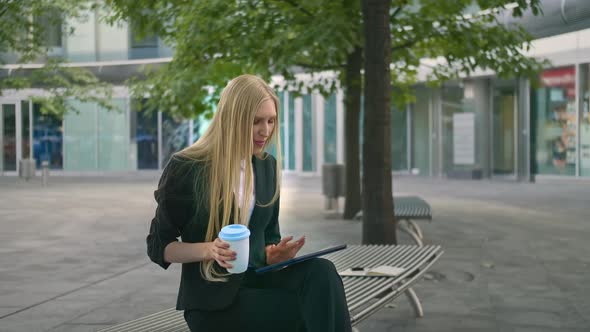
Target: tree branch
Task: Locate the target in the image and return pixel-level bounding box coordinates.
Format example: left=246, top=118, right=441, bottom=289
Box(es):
left=0, top=4, right=11, bottom=18
left=294, top=61, right=345, bottom=71
left=390, top=0, right=409, bottom=21
left=391, top=39, right=417, bottom=52
left=279, top=0, right=314, bottom=17
left=391, top=6, right=403, bottom=20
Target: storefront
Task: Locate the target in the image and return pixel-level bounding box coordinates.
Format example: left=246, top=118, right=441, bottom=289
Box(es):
left=531, top=64, right=590, bottom=179
left=2, top=63, right=590, bottom=181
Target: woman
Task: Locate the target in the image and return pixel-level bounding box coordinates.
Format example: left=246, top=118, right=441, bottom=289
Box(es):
left=147, top=74, right=352, bottom=332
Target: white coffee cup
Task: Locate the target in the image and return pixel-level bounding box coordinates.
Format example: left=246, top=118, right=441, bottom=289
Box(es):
left=218, top=224, right=251, bottom=274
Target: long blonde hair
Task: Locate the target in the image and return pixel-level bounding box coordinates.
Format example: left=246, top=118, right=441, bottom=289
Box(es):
left=178, top=74, right=282, bottom=282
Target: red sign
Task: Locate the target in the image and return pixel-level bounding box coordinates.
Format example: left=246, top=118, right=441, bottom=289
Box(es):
left=541, top=66, right=576, bottom=98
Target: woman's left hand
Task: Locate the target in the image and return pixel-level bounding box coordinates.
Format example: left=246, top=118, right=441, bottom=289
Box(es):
left=265, top=236, right=305, bottom=266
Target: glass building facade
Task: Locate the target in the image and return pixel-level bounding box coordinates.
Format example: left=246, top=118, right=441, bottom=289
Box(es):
left=2, top=6, right=590, bottom=183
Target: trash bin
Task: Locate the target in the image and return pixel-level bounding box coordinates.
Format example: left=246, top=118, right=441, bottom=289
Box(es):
left=18, top=158, right=36, bottom=181
left=322, top=164, right=346, bottom=211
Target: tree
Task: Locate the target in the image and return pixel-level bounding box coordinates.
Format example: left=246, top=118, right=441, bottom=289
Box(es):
left=109, top=0, right=547, bottom=243
left=0, top=0, right=115, bottom=117
left=362, top=0, right=395, bottom=243
left=360, top=0, right=545, bottom=243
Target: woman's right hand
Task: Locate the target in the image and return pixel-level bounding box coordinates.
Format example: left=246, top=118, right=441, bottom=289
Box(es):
left=208, top=238, right=236, bottom=269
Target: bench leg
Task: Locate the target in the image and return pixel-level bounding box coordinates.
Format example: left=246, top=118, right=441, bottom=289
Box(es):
left=404, top=287, right=424, bottom=318
left=406, top=219, right=423, bottom=239
left=398, top=220, right=424, bottom=246
left=352, top=327, right=361, bottom=332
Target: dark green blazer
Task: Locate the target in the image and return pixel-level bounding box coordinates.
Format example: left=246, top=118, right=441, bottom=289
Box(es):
left=147, top=153, right=281, bottom=311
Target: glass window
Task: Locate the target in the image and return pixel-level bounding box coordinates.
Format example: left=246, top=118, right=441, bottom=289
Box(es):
left=129, top=21, right=159, bottom=59
left=532, top=66, right=577, bottom=176
left=98, top=99, right=129, bottom=171
left=302, top=94, right=314, bottom=171
left=64, top=101, right=97, bottom=171
left=1, top=104, right=17, bottom=171
left=132, top=101, right=159, bottom=170
left=580, top=64, right=590, bottom=177
left=161, top=113, right=189, bottom=168
left=324, top=94, right=337, bottom=164
left=21, top=101, right=30, bottom=159
left=411, top=87, right=430, bottom=176
left=36, top=9, right=63, bottom=48
left=279, top=91, right=285, bottom=164
left=288, top=93, right=295, bottom=170
left=33, top=104, right=63, bottom=169
left=391, top=104, right=407, bottom=171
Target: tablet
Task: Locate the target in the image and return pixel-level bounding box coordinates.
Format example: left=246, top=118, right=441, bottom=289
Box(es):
left=255, top=244, right=347, bottom=274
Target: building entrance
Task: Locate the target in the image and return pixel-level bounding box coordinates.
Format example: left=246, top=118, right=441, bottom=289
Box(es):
left=492, top=81, right=518, bottom=178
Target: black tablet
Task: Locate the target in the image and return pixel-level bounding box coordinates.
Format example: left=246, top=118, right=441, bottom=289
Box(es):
left=255, top=244, right=347, bottom=274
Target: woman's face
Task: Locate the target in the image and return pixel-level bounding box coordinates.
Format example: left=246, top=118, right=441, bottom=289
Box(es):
left=252, top=99, right=276, bottom=154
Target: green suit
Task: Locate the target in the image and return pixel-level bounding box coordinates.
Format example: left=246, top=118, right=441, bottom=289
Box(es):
left=147, top=152, right=352, bottom=332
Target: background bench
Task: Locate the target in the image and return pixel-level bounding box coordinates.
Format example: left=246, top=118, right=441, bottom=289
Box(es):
left=98, top=244, right=443, bottom=332
left=356, top=196, right=433, bottom=246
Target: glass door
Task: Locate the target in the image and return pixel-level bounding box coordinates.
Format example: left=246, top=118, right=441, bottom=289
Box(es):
left=492, top=81, right=517, bottom=178
left=1, top=103, right=18, bottom=173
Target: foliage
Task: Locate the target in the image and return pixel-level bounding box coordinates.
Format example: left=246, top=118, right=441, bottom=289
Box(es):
left=108, top=0, right=547, bottom=117
left=107, top=0, right=360, bottom=117
left=0, top=0, right=116, bottom=118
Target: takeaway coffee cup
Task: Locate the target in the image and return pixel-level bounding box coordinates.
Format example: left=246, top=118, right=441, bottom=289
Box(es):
left=218, top=224, right=251, bottom=274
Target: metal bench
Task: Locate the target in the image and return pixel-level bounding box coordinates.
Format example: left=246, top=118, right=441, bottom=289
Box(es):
left=98, top=244, right=443, bottom=332
left=356, top=196, right=432, bottom=246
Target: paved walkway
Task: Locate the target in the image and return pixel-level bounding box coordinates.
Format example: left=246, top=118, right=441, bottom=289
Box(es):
left=0, top=173, right=589, bottom=332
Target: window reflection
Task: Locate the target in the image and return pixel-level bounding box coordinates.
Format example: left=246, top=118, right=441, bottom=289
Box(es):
left=33, top=103, right=63, bottom=169
left=533, top=67, right=577, bottom=176
left=132, top=102, right=159, bottom=170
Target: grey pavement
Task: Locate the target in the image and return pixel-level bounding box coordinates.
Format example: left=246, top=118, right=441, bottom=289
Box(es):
left=0, top=173, right=589, bottom=332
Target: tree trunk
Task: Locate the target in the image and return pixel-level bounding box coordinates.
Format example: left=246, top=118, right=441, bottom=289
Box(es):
left=342, top=46, right=363, bottom=220
left=361, top=0, right=396, bottom=244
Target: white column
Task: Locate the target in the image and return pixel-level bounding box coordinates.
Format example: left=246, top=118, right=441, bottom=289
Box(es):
left=406, top=104, right=412, bottom=172
left=314, top=92, right=325, bottom=175
left=15, top=101, right=22, bottom=174
left=336, top=88, right=345, bottom=164
left=283, top=91, right=290, bottom=171
left=295, top=97, right=303, bottom=172
left=575, top=63, right=581, bottom=177
left=95, top=103, right=99, bottom=170
left=127, top=97, right=136, bottom=171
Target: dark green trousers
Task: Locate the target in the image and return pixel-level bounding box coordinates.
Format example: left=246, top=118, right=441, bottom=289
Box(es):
left=184, top=258, right=352, bottom=332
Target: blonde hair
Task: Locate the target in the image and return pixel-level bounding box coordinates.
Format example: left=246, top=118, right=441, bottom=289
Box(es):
left=177, top=74, right=282, bottom=282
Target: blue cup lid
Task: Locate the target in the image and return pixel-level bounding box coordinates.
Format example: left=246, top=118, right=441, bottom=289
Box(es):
left=219, top=224, right=251, bottom=241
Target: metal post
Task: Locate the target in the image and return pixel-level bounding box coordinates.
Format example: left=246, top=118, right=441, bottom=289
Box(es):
left=42, top=160, right=49, bottom=187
